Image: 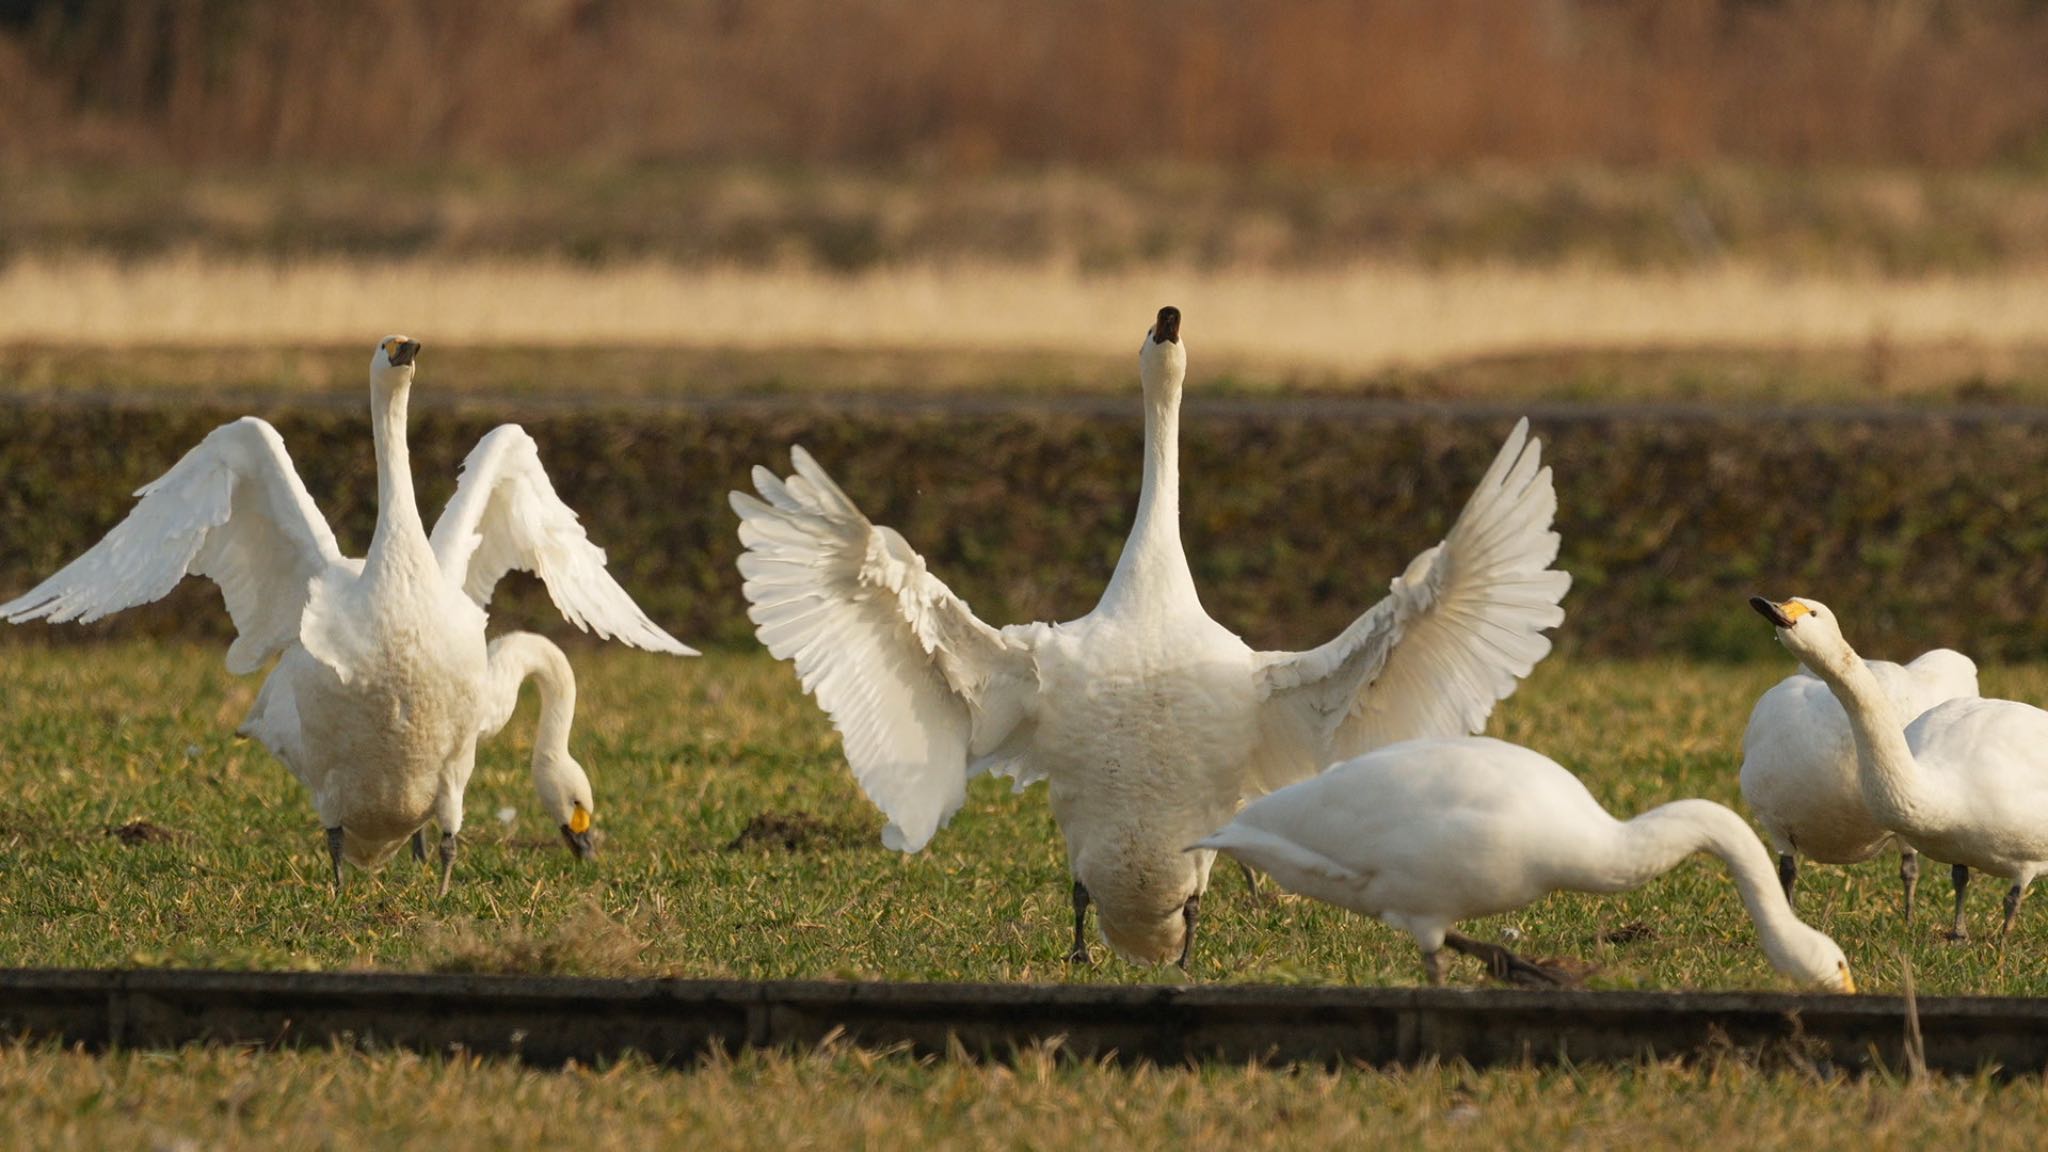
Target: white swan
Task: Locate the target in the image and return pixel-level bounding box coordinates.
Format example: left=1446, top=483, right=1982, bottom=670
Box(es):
left=1754, top=596, right=2048, bottom=941
left=1193, top=736, right=1855, bottom=991
left=479, top=631, right=597, bottom=861
left=3, top=336, right=694, bottom=891
left=1740, top=647, right=1978, bottom=920
left=732, top=306, right=1570, bottom=965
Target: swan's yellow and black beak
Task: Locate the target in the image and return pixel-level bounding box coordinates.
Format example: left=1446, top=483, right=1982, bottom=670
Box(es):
left=384, top=338, right=422, bottom=367
left=1838, top=961, right=1856, bottom=994
left=1749, top=596, right=1808, bottom=629
left=560, top=804, right=595, bottom=861
left=1151, top=305, right=1181, bottom=345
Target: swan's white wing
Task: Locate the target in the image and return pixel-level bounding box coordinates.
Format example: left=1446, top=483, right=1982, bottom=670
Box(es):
left=1251, top=419, right=1569, bottom=792
left=0, top=417, right=344, bottom=675
left=732, top=446, right=1041, bottom=852
left=428, top=424, right=694, bottom=655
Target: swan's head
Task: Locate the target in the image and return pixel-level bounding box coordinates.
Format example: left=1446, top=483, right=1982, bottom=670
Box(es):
left=1139, top=305, right=1187, bottom=403
left=1091, top=849, right=1209, bottom=966
left=1750, top=596, right=1855, bottom=674
left=533, top=748, right=597, bottom=862
left=1763, top=919, right=1856, bottom=994
left=371, top=334, right=421, bottom=390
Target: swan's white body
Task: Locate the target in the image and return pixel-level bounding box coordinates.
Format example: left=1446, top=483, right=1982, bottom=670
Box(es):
left=732, top=309, right=1571, bottom=963
left=1195, top=736, right=1854, bottom=990
left=3, top=338, right=692, bottom=884
left=1757, top=597, right=2048, bottom=936
left=1741, top=650, right=1978, bottom=864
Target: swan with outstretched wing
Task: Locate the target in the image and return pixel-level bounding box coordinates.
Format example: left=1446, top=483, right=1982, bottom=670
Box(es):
left=6, top=337, right=692, bottom=891
left=734, top=306, right=1570, bottom=965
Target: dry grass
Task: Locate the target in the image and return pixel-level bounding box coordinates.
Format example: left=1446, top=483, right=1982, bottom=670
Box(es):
left=2, top=1041, right=2046, bottom=1150
left=10, top=1, right=2048, bottom=169
left=10, top=253, right=2048, bottom=375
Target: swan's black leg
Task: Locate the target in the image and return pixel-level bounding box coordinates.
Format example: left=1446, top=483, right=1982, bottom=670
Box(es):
left=1443, top=931, right=1571, bottom=988
left=325, top=826, right=346, bottom=891
left=1177, top=891, right=1201, bottom=970
left=2002, top=882, right=2026, bottom=942
left=437, top=832, right=458, bottom=897
left=1777, top=853, right=1798, bottom=907
left=1237, top=859, right=1267, bottom=908
left=1068, top=880, right=1092, bottom=964
left=411, top=829, right=428, bottom=865
left=1900, top=849, right=1920, bottom=922
left=1421, top=948, right=1445, bottom=986
left=1948, top=864, right=1971, bottom=941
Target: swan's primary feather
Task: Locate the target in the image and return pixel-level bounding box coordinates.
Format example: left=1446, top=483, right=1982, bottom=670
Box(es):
left=0, top=416, right=344, bottom=676
left=1252, top=417, right=1570, bottom=788
left=429, top=424, right=695, bottom=656
left=731, top=445, right=1040, bottom=851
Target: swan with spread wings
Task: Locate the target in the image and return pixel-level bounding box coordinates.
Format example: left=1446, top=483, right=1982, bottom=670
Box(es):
left=733, top=306, right=1570, bottom=965
left=3, top=337, right=694, bottom=892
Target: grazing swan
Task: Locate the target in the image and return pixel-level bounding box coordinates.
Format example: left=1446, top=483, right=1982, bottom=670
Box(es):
left=478, top=631, right=598, bottom=861
left=1193, top=736, right=1855, bottom=991
left=1753, top=596, right=2048, bottom=942
left=1741, top=647, right=1978, bottom=919
left=732, top=306, right=1570, bottom=965
left=4, top=337, right=693, bottom=891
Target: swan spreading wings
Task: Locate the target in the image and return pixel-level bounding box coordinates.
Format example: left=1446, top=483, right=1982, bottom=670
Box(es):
left=4, top=337, right=693, bottom=891
left=735, top=306, right=1570, bottom=965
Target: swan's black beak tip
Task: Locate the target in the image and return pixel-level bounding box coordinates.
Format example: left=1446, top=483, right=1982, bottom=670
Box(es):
left=1152, top=305, right=1181, bottom=345
left=389, top=339, right=421, bottom=367
left=1750, top=595, right=1795, bottom=628
left=561, top=825, right=597, bottom=862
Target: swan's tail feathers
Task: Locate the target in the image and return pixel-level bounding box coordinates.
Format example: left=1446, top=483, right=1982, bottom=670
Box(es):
left=1252, top=418, right=1570, bottom=780
left=732, top=448, right=1041, bottom=854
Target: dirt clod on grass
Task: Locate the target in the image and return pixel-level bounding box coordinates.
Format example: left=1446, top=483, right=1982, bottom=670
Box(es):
left=105, top=820, right=179, bottom=846
left=724, top=811, right=869, bottom=853
left=1601, top=921, right=1659, bottom=946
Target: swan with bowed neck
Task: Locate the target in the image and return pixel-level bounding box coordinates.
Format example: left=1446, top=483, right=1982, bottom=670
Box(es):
left=1194, top=736, right=1854, bottom=991
left=733, top=306, right=1571, bottom=965
left=1740, top=646, right=1978, bottom=920
left=1754, top=595, right=2048, bottom=941
left=4, top=337, right=693, bottom=891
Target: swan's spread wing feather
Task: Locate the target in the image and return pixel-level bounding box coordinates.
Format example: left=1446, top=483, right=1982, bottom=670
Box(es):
left=429, top=425, right=694, bottom=655
left=733, top=446, right=1040, bottom=851
left=1251, top=419, right=1569, bottom=791
left=0, top=417, right=343, bottom=674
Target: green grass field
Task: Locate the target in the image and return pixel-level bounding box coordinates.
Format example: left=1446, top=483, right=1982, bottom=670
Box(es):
left=4, top=641, right=2047, bottom=1147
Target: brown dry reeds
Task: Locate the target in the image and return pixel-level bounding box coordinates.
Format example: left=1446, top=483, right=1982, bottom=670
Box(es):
left=6, top=0, right=2048, bottom=169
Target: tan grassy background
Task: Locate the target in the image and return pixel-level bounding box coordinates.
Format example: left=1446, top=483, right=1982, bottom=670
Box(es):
left=12, top=254, right=2048, bottom=375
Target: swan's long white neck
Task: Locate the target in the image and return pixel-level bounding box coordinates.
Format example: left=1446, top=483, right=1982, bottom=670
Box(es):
left=486, top=632, right=577, bottom=761
left=1597, top=799, right=1817, bottom=972
left=367, top=372, right=429, bottom=566
left=1808, top=647, right=1950, bottom=834
left=1100, top=351, right=1199, bottom=615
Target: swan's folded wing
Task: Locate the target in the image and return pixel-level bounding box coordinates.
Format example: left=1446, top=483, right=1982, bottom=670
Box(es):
left=732, top=446, right=1040, bottom=852
left=1251, top=418, right=1569, bottom=792
left=428, top=424, right=695, bottom=655
left=1, top=417, right=344, bottom=675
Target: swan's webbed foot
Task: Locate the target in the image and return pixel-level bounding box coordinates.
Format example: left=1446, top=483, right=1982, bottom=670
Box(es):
left=325, top=826, right=346, bottom=892
left=1067, top=880, right=1092, bottom=964
left=1776, top=853, right=1798, bottom=908
left=1900, top=849, right=1920, bottom=922
left=1237, top=859, right=1267, bottom=909
left=1947, top=863, right=1972, bottom=942
left=1176, top=891, right=1201, bottom=970
left=1443, top=931, right=1576, bottom=989
left=437, top=832, right=458, bottom=897
left=2001, top=881, right=2026, bottom=943
left=411, top=830, right=427, bottom=865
